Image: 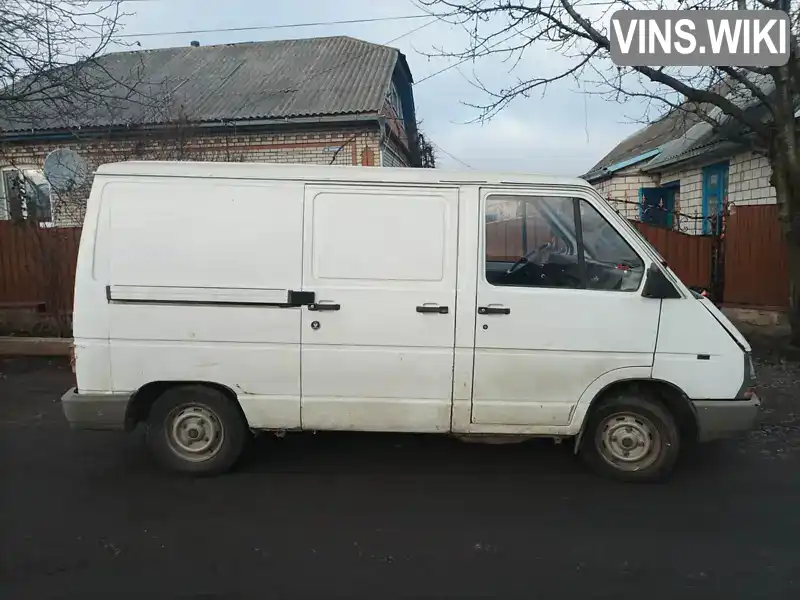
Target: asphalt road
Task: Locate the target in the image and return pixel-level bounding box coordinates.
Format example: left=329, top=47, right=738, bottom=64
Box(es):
left=2, top=355, right=800, bottom=599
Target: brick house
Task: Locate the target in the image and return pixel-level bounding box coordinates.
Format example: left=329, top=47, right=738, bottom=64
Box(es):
left=0, top=36, right=422, bottom=227
left=582, top=78, right=781, bottom=235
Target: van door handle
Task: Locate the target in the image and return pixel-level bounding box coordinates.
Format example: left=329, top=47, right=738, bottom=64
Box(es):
left=308, top=302, right=340, bottom=311
left=416, top=304, right=449, bottom=314
left=478, top=305, right=510, bottom=315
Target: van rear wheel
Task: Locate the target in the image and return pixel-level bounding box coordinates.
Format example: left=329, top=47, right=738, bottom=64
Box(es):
left=146, top=385, right=247, bottom=475
left=580, top=392, right=680, bottom=483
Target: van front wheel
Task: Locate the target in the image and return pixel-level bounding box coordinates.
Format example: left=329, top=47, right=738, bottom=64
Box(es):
left=146, top=385, right=248, bottom=475
left=580, top=392, right=680, bottom=483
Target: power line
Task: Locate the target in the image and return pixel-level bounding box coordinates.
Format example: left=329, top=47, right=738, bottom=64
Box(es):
left=382, top=114, right=473, bottom=169
left=85, top=14, right=433, bottom=40
left=88, top=0, right=651, bottom=2
left=82, top=6, right=472, bottom=168
left=84, top=0, right=247, bottom=2
left=261, top=17, right=438, bottom=93
left=85, top=0, right=659, bottom=42
left=205, top=17, right=438, bottom=121
left=416, top=23, right=536, bottom=85
left=82, top=1, right=657, bottom=42
left=431, top=141, right=474, bottom=169
left=414, top=0, right=659, bottom=85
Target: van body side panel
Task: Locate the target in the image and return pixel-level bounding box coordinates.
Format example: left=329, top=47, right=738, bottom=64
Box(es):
left=300, top=185, right=459, bottom=432
left=471, top=289, right=659, bottom=425
left=568, top=366, right=656, bottom=434
left=103, top=178, right=304, bottom=429
left=653, top=298, right=744, bottom=400
left=73, top=179, right=112, bottom=393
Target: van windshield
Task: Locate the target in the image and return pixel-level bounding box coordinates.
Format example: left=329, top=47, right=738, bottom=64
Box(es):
left=606, top=206, right=668, bottom=265
left=535, top=196, right=641, bottom=265
left=591, top=192, right=689, bottom=296
left=576, top=201, right=642, bottom=265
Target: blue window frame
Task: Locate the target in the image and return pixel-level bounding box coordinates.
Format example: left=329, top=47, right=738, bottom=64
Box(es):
left=702, top=163, right=729, bottom=235
left=639, top=184, right=678, bottom=228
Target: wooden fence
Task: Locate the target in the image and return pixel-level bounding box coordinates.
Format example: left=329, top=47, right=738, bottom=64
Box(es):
left=0, top=221, right=81, bottom=313
left=486, top=216, right=560, bottom=261
left=631, top=221, right=715, bottom=289
left=0, top=206, right=791, bottom=332
left=723, top=204, right=789, bottom=309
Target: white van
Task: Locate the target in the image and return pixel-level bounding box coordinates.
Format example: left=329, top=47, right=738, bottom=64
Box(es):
left=61, top=161, right=760, bottom=482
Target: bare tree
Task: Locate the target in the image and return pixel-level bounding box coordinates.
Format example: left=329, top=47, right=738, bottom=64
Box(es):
left=0, top=1, right=137, bottom=335
left=420, top=0, right=800, bottom=342
left=0, top=0, right=194, bottom=336
left=418, top=130, right=437, bottom=167
left=0, top=1, right=147, bottom=127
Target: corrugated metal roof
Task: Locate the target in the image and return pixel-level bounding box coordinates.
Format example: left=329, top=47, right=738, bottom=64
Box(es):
left=0, top=36, right=401, bottom=133
left=581, top=108, right=709, bottom=180
left=582, top=147, right=663, bottom=182
left=582, top=74, right=767, bottom=179
left=641, top=76, right=777, bottom=172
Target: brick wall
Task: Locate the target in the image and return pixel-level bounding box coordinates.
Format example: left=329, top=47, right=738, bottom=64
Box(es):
left=591, top=167, right=659, bottom=220
left=728, top=151, right=776, bottom=207
left=0, top=124, right=405, bottom=227
left=653, top=151, right=776, bottom=234
left=590, top=150, right=779, bottom=236
left=658, top=167, right=704, bottom=234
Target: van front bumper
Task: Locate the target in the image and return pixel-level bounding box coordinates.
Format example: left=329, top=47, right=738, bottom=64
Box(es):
left=692, top=394, right=761, bottom=442
left=61, top=387, right=131, bottom=431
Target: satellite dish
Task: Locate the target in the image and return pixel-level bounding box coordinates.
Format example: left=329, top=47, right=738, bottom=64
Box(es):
left=43, top=149, right=88, bottom=193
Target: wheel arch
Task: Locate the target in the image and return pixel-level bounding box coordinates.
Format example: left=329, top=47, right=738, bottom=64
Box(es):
left=126, top=380, right=245, bottom=427
left=572, top=376, right=698, bottom=453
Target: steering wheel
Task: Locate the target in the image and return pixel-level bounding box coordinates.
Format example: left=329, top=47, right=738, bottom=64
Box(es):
left=506, top=243, right=551, bottom=275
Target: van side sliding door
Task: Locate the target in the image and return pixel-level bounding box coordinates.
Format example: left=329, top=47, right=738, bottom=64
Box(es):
left=300, top=184, right=459, bottom=432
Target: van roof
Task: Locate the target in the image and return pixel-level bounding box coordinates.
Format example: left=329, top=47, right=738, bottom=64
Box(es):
left=95, top=161, right=593, bottom=189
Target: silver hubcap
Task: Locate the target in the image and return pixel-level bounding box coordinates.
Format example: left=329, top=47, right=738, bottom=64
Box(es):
left=596, top=412, right=661, bottom=472
left=165, top=404, right=224, bottom=462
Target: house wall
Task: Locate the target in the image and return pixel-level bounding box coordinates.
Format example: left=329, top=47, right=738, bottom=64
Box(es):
left=657, top=166, right=704, bottom=234
left=591, top=166, right=659, bottom=220
left=589, top=149, right=779, bottom=236
left=651, top=150, right=776, bottom=234
left=728, top=151, right=776, bottom=207
left=381, top=139, right=408, bottom=168
left=0, top=124, right=402, bottom=227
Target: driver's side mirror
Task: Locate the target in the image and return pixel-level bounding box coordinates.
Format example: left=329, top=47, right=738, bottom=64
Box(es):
left=641, top=263, right=682, bottom=299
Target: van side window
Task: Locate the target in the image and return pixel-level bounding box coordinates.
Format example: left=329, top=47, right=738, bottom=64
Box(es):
left=485, top=196, right=644, bottom=292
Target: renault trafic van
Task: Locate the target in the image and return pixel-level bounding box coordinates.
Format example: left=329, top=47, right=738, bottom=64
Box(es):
left=61, top=161, right=760, bottom=482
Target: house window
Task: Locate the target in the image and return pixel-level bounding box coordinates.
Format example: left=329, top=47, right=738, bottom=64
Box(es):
left=386, top=81, right=404, bottom=120
left=639, top=184, right=678, bottom=228
left=0, top=167, right=52, bottom=223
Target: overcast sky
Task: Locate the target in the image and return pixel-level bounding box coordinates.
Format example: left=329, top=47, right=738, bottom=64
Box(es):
left=102, top=0, right=651, bottom=175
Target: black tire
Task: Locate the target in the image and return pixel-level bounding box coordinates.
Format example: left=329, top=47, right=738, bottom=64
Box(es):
left=146, top=385, right=248, bottom=476
left=579, top=391, right=680, bottom=483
